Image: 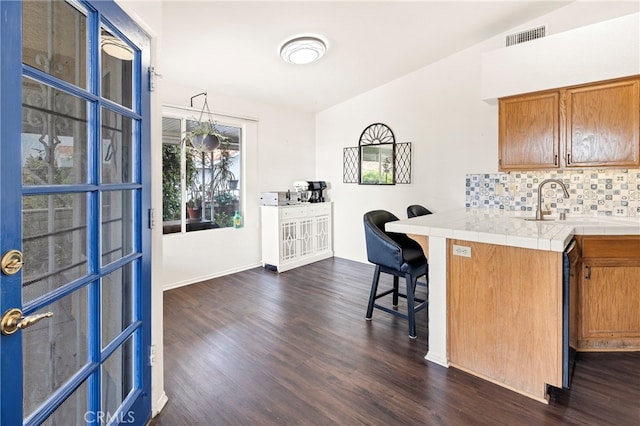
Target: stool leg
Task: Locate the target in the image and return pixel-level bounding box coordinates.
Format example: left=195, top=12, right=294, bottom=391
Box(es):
left=392, top=275, right=399, bottom=307
left=406, top=274, right=417, bottom=339
left=366, top=265, right=381, bottom=320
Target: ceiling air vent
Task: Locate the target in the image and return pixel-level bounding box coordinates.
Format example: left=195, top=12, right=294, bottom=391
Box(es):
left=506, top=26, right=546, bottom=47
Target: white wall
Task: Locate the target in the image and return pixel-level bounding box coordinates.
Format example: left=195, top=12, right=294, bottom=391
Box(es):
left=482, top=13, right=640, bottom=100
left=159, top=85, right=316, bottom=289
left=315, top=1, right=639, bottom=264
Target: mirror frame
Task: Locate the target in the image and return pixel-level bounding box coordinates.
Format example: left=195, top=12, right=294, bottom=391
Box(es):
left=358, top=123, right=396, bottom=185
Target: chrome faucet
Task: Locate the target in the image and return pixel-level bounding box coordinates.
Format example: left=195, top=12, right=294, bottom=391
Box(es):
left=535, top=179, right=570, bottom=220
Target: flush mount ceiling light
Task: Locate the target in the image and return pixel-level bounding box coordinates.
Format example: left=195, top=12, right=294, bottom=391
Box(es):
left=101, top=34, right=134, bottom=61
left=280, top=36, right=327, bottom=65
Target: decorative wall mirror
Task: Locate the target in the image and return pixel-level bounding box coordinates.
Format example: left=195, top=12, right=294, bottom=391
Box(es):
left=342, top=123, right=412, bottom=185
left=359, top=123, right=395, bottom=185
left=360, top=143, right=395, bottom=184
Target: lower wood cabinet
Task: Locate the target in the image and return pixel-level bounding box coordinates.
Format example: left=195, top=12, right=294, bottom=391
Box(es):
left=577, top=235, right=640, bottom=350
left=261, top=203, right=333, bottom=272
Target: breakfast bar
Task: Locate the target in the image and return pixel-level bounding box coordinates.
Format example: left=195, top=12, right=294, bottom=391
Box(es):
left=386, top=209, right=640, bottom=402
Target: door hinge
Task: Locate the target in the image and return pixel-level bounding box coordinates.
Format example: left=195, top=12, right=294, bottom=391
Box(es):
left=149, top=208, right=156, bottom=229
left=148, top=67, right=162, bottom=92
left=149, top=345, right=156, bottom=366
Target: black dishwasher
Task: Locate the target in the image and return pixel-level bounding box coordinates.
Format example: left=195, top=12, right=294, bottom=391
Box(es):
left=562, top=239, right=579, bottom=389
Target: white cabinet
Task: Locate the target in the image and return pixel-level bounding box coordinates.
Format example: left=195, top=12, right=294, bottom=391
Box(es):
left=261, top=202, right=333, bottom=272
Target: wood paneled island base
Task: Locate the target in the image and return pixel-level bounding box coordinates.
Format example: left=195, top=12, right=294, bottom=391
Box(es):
left=447, top=239, right=563, bottom=403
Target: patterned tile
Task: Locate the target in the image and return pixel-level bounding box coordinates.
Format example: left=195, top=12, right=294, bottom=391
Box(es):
left=465, top=169, right=640, bottom=218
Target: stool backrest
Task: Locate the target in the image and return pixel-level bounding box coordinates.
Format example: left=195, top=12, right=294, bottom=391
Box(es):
left=407, top=204, right=433, bottom=218
left=364, top=210, right=402, bottom=269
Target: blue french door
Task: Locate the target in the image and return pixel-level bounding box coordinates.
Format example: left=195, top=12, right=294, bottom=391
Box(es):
left=0, top=1, right=151, bottom=425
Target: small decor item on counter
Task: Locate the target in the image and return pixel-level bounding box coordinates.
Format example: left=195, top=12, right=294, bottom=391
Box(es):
left=259, top=191, right=300, bottom=206
left=293, top=180, right=310, bottom=202
left=233, top=211, right=243, bottom=228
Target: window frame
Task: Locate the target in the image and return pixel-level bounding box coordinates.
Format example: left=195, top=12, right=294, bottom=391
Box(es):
left=161, top=105, right=243, bottom=235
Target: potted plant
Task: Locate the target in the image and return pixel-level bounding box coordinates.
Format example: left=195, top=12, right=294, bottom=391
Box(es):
left=186, top=193, right=202, bottom=219
left=213, top=191, right=237, bottom=227
left=210, top=138, right=236, bottom=196
left=186, top=120, right=227, bottom=152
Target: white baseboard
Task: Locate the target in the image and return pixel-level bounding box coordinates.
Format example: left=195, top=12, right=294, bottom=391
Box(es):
left=152, top=391, right=169, bottom=418
left=162, top=262, right=263, bottom=291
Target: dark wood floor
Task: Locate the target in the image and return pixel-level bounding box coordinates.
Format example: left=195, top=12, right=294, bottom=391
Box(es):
left=151, top=257, right=639, bottom=426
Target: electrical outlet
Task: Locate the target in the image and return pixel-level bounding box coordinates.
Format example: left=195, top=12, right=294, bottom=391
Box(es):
left=453, top=245, right=471, bottom=258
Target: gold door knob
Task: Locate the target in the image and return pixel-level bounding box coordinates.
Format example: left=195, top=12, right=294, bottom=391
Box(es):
left=1, top=308, right=53, bottom=335
left=1, top=250, right=23, bottom=275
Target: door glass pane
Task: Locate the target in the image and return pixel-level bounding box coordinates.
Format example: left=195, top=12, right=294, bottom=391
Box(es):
left=22, top=0, right=87, bottom=89
left=102, top=108, right=134, bottom=184
left=22, top=78, right=88, bottom=185
left=102, top=263, right=134, bottom=348
left=101, top=29, right=133, bottom=109
left=22, top=194, right=88, bottom=304
left=102, top=190, right=135, bottom=266
left=41, top=380, right=88, bottom=426
left=102, top=336, right=134, bottom=425
left=23, top=287, right=89, bottom=418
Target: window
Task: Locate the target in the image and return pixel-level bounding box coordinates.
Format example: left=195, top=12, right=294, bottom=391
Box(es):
left=162, top=109, right=242, bottom=234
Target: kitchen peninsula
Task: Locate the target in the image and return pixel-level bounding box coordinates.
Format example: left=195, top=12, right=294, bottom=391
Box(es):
left=386, top=209, right=640, bottom=402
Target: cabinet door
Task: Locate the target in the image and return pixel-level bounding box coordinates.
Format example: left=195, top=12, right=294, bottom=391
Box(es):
left=580, top=262, right=640, bottom=347
left=499, top=91, right=560, bottom=170
left=299, top=218, right=314, bottom=257
left=315, top=215, right=331, bottom=252
left=565, top=78, right=640, bottom=168
left=280, top=219, right=298, bottom=261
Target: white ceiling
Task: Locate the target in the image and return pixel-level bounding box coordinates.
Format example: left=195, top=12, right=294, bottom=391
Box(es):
left=160, top=1, right=572, bottom=113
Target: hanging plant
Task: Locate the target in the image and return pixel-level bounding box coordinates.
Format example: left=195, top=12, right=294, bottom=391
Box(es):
left=185, top=92, right=229, bottom=152
left=187, top=120, right=225, bottom=151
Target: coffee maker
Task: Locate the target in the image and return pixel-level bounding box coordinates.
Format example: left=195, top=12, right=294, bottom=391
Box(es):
left=307, top=181, right=327, bottom=203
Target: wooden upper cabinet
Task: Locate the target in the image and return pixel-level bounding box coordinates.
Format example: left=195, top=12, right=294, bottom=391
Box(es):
left=498, top=76, right=640, bottom=171
left=565, top=78, right=640, bottom=168
left=499, top=92, right=559, bottom=170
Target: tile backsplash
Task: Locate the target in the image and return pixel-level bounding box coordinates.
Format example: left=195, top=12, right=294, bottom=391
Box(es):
left=465, top=169, right=640, bottom=217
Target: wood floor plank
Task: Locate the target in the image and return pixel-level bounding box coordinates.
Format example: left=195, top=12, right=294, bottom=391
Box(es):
left=151, top=257, right=639, bottom=426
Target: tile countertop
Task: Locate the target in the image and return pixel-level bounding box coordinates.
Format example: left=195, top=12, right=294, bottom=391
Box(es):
left=385, top=209, right=640, bottom=252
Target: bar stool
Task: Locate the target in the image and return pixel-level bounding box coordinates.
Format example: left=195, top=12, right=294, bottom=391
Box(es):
left=407, top=204, right=433, bottom=218
left=363, top=210, right=428, bottom=339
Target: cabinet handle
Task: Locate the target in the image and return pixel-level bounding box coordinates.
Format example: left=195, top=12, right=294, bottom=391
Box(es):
left=567, top=153, right=571, bottom=165
left=584, top=265, right=591, bottom=280
left=554, top=154, right=558, bottom=166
